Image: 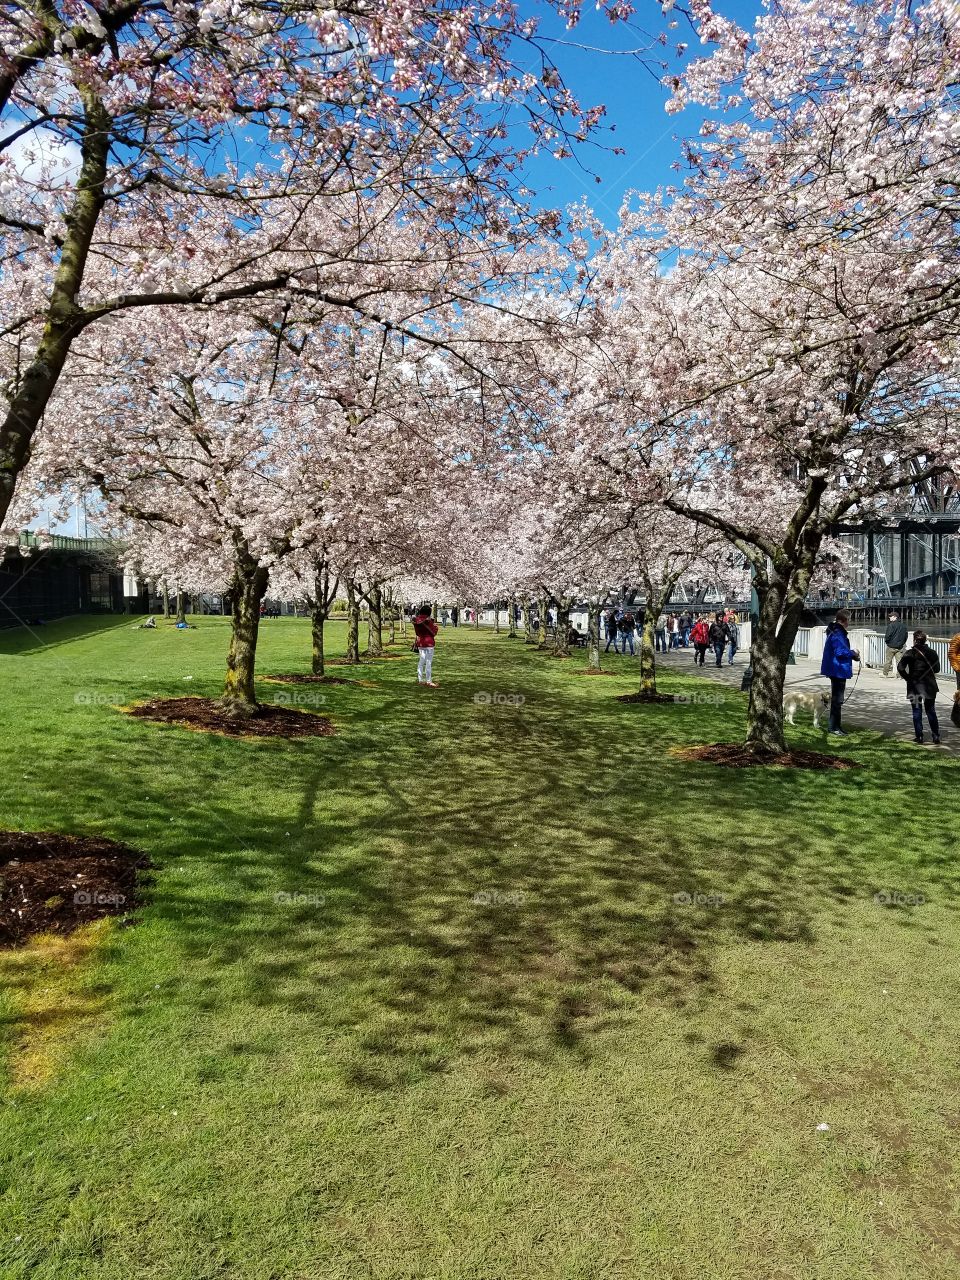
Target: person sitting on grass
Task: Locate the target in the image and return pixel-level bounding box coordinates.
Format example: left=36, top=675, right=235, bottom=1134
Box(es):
left=413, top=605, right=439, bottom=687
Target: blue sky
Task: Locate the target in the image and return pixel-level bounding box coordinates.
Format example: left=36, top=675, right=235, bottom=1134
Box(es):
left=519, top=0, right=764, bottom=226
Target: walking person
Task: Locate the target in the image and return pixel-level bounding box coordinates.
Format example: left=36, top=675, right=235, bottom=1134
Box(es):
left=708, top=613, right=730, bottom=668
left=881, top=611, right=909, bottom=676
left=949, top=630, right=960, bottom=727
left=690, top=615, right=710, bottom=666
left=680, top=611, right=693, bottom=647
left=725, top=614, right=739, bottom=665
left=820, top=610, right=860, bottom=736
left=618, top=610, right=636, bottom=656
left=413, top=605, right=439, bottom=687
left=897, top=631, right=941, bottom=744
left=654, top=612, right=668, bottom=653
left=604, top=608, right=620, bottom=653
left=668, top=613, right=681, bottom=649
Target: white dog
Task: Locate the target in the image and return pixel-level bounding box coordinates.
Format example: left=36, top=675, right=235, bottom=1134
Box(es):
left=783, top=688, right=830, bottom=728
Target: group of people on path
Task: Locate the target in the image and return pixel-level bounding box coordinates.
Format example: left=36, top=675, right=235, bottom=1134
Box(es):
left=821, top=609, right=960, bottom=743
left=656, top=609, right=740, bottom=668
left=603, top=608, right=640, bottom=655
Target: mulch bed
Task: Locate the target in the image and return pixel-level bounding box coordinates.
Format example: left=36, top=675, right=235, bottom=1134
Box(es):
left=125, top=696, right=336, bottom=738
left=261, top=674, right=373, bottom=687
left=579, top=668, right=619, bottom=676
left=617, top=690, right=677, bottom=703
left=0, top=831, right=148, bottom=948
left=673, top=743, right=857, bottom=770
left=326, top=655, right=408, bottom=666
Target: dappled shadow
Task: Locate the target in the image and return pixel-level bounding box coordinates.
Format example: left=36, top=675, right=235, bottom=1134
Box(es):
left=69, top=629, right=960, bottom=1092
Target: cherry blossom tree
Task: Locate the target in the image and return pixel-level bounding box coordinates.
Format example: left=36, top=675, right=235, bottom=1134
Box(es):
left=0, top=0, right=670, bottom=529
left=586, top=0, right=960, bottom=753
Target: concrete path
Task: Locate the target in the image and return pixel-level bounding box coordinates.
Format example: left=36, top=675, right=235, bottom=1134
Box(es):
left=655, top=645, right=960, bottom=755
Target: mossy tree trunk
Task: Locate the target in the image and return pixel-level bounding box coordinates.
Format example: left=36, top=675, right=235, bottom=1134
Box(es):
left=221, top=542, right=269, bottom=715
left=588, top=605, right=601, bottom=670
left=552, top=598, right=571, bottom=656
left=507, top=598, right=518, bottom=638
left=345, top=579, right=361, bottom=664
left=175, top=592, right=186, bottom=625
left=310, top=563, right=338, bottom=677
left=524, top=598, right=537, bottom=644
left=0, top=91, right=110, bottom=528
left=162, top=583, right=170, bottom=618
left=366, top=584, right=384, bottom=657
left=537, top=594, right=550, bottom=649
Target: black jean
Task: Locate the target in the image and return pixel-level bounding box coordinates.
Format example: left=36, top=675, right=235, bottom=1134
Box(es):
left=910, top=695, right=939, bottom=740
left=694, top=643, right=707, bottom=666
left=713, top=641, right=725, bottom=667
left=829, top=677, right=846, bottom=732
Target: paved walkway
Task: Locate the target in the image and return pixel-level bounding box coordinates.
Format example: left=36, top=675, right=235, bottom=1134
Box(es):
left=655, top=646, right=960, bottom=755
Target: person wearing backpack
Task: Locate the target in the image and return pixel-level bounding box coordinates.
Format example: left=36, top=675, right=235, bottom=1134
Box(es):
left=604, top=608, right=620, bottom=653
left=897, top=630, right=941, bottom=744
left=690, top=616, right=710, bottom=666
left=618, top=610, right=636, bottom=656
left=725, top=614, right=740, bottom=665
left=708, top=613, right=730, bottom=668
left=413, top=605, right=439, bottom=687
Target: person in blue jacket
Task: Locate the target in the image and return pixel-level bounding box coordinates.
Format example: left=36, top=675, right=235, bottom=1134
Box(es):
left=820, top=610, right=860, bottom=736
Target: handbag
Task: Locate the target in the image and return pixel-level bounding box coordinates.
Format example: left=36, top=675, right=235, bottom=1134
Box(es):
left=952, top=690, right=960, bottom=728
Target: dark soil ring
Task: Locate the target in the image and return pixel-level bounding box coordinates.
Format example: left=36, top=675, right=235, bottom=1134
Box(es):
left=262, top=674, right=372, bottom=687
left=617, top=691, right=677, bottom=703
left=125, top=697, right=336, bottom=738
left=0, top=831, right=148, bottom=947
left=674, top=743, right=857, bottom=770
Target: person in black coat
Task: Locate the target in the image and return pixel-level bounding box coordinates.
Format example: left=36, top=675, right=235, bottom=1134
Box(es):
left=897, top=630, right=941, bottom=745
left=708, top=614, right=730, bottom=668
left=882, top=611, right=909, bottom=676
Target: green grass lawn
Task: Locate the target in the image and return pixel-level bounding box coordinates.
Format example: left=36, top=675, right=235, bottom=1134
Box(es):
left=1, top=616, right=959, bottom=1279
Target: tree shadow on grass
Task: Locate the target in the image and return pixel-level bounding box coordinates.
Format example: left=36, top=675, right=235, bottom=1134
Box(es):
left=97, top=647, right=960, bottom=1096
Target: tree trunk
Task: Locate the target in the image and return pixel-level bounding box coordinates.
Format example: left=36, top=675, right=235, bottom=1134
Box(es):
left=221, top=551, right=269, bottom=715
left=311, top=606, right=327, bottom=677
left=162, top=583, right=170, bottom=619
left=345, top=579, right=361, bottom=664
left=537, top=595, right=549, bottom=648
left=473, top=605, right=480, bottom=629
left=508, top=599, right=518, bottom=638
left=588, top=605, right=601, bottom=669
left=0, top=92, right=110, bottom=529
left=366, top=585, right=383, bottom=657
left=744, top=578, right=793, bottom=754
left=552, top=601, right=570, bottom=656
left=639, top=617, right=657, bottom=695
left=494, top=602, right=501, bottom=633
left=175, top=592, right=186, bottom=625
left=524, top=598, right=537, bottom=645
left=388, top=605, right=396, bottom=645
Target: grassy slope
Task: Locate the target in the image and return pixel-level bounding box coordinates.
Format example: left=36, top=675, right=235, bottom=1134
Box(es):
left=0, top=616, right=958, bottom=1279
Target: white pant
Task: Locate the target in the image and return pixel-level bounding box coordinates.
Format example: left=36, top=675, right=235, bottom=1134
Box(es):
left=417, top=647, right=434, bottom=682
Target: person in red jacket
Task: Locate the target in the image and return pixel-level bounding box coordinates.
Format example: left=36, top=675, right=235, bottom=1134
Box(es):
left=690, top=616, right=710, bottom=666
left=413, top=605, right=439, bottom=686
